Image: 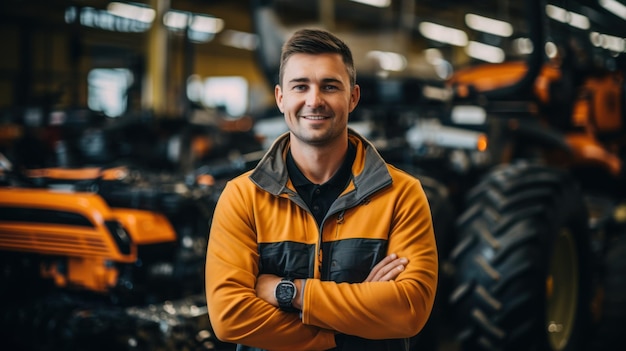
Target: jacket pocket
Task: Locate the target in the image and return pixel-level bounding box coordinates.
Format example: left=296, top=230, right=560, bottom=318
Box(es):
left=258, top=241, right=315, bottom=278
left=324, top=238, right=387, bottom=283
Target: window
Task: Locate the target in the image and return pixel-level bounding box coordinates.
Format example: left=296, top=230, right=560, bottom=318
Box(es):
left=200, top=76, right=248, bottom=118
left=87, top=68, right=133, bottom=117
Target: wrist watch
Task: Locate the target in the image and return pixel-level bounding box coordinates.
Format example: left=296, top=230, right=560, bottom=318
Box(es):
left=274, top=277, right=297, bottom=312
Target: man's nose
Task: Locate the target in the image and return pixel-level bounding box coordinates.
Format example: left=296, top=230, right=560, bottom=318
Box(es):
left=305, top=88, right=323, bottom=107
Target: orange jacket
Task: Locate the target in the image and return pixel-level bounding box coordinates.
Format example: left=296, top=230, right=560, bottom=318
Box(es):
left=205, top=130, right=438, bottom=351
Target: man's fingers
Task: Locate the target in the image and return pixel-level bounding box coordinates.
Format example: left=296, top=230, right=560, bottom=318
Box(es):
left=373, top=253, right=397, bottom=272
left=365, top=254, right=396, bottom=282
left=381, top=263, right=405, bottom=281
left=377, top=258, right=407, bottom=281
left=364, top=254, right=408, bottom=282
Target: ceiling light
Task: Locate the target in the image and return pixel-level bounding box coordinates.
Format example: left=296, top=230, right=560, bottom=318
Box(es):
left=568, top=12, right=590, bottom=30
left=350, top=0, right=391, bottom=8
left=220, top=30, right=259, bottom=50
left=366, top=50, right=407, bottom=71
left=107, top=2, right=155, bottom=24
left=465, top=41, right=505, bottom=63
left=546, top=4, right=568, bottom=23
left=546, top=4, right=590, bottom=30
left=465, top=13, right=513, bottom=37
left=190, top=15, right=224, bottom=34
left=163, top=10, right=189, bottom=31
left=599, top=0, right=626, bottom=20
left=419, top=22, right=468, bottom=47
left=590, top=32, right=626, bottom=52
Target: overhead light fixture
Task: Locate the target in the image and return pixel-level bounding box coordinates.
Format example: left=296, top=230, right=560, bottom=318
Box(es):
left=190, top=15, right=224, bottom=34
left=567, top=11, right=590, bottom=30
left=545, top=4, right=590, bottom=30
left=590, top=32, right=626, bottom=53
left=163, top=10, right=189, bottom=31
left=465, top=41, right=505, bottom=63
left=66, top=5, right=151, bottom=32
left=163, top=10, right=224, bottom=42
left=107, top=2, right=155, bottom=24
left=419, top=22, right=468, bottom=47
left=350, top=0, right=391, bottom=8
left=599, top=0, right=626, bottom=20
left=546, top=4, right=569, bottom=22
left=186, top=14, right=223, bottom=43
left=366, top=50, right=407, bottom=71
left=220, top=30, right=259, bottom=50
left=465, top=13, right=513, bottom=37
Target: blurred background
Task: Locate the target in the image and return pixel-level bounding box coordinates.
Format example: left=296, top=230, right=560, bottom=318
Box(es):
left=1, top=1, right=626, bottom=351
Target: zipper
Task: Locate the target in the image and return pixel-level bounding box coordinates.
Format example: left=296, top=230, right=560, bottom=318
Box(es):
left=335, top=210, right=345, bottom=238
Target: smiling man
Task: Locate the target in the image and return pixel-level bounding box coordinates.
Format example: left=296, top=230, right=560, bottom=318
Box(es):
left=205, top=28, right=438, bottom=351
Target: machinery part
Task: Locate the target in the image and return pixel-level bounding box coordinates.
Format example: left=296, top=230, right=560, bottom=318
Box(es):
left=0, top=164, right=215, bottom=300
left=0, top=292, right=233, bottom=351
left=588, top=231, right=626, bottom=350
left=0, top=163, right=225, bottom=350
left=449, top=162, right=592, bottom=351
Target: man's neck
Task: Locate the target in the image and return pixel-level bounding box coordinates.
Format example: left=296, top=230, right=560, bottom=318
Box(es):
left=289, top=137, right=348, bottom=185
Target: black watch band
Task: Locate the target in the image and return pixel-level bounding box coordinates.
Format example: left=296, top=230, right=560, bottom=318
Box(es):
left=275, top=277, right=297, bottom=312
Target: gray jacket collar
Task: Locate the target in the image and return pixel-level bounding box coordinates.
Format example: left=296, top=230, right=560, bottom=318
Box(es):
left=249, top=128, right=392, bottom=203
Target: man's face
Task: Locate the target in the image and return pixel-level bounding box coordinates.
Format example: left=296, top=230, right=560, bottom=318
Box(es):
left=275, top=53, right=360, bottom=147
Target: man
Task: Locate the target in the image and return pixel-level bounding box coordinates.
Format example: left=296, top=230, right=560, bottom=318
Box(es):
left=205, top=28, right=437, bottom=351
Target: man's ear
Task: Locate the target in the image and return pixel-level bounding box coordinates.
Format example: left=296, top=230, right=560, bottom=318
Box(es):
left=275, top=84, right=284, bottom=113
left=349, top=84, right=361, bottom=113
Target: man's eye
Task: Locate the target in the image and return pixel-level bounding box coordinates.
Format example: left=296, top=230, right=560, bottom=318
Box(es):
left=323, top=85, right=339, bottom=91
left=293, top=85, right=307, bottom=91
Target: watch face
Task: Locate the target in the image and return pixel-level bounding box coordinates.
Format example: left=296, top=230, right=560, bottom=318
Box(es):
left=276, top=281, right=296, bottom=303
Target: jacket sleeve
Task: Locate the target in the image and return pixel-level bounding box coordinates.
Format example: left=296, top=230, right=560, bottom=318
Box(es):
left=302, top=175, right=439, bottom=339
left=205, top=179, right=336, bottom=351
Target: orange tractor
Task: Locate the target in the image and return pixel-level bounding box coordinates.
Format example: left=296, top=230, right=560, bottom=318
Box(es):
left=0, top=118, right=236, bottom=350
left=406, top=1, right=626, bottom=350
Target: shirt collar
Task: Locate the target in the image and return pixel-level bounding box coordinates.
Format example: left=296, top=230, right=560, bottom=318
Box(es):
left=286, top=142, right=356, bottom=188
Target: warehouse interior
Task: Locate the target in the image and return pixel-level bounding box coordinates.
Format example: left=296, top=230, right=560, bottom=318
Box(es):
left=1, top=0, right=626, bottom=350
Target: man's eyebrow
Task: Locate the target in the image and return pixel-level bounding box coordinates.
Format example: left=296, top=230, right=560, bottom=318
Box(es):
left=321, top=77, right=343, bottom=85
left=287, top=77, right=344, bottom=85
left=288, top=77, right=310, bottom=84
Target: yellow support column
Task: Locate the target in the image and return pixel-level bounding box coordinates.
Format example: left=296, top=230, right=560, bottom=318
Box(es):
left=143, top=0, right=170, bottom=117
left=319, top=0, right=335, bottom=32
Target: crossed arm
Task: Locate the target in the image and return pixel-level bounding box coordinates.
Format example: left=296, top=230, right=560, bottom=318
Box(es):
left=255, top=253, right=409, bottom=309
left=206, top=178, right=437, bottom=350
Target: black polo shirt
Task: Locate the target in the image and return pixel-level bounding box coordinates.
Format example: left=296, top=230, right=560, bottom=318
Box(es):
left=286, top=142, right=356, bottom=227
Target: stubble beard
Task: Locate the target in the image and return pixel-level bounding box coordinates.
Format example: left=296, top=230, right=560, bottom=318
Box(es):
left=291, top=119, right=344, bottom=147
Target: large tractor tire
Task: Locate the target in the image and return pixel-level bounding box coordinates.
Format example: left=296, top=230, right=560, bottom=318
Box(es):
left=449, top=162, right=592, bottom=351
left=588, top=231, right=626, bottom=350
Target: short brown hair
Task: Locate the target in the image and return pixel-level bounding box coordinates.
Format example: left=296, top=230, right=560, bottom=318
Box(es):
left=279, top=28, right=356, bottom=88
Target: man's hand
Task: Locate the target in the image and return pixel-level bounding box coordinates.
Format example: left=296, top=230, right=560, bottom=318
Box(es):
left=256, top=274, right=282, bottom=308
left=255, top=253, right=408, bottom=308
left=364, top=253, right=408, bottom=282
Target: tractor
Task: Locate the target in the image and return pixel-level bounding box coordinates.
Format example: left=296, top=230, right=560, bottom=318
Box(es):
left=0, top=109, right=251, bottom=351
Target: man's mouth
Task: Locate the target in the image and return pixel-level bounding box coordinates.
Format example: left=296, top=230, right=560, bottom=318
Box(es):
left=301, top=115, right=329, bottom=120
